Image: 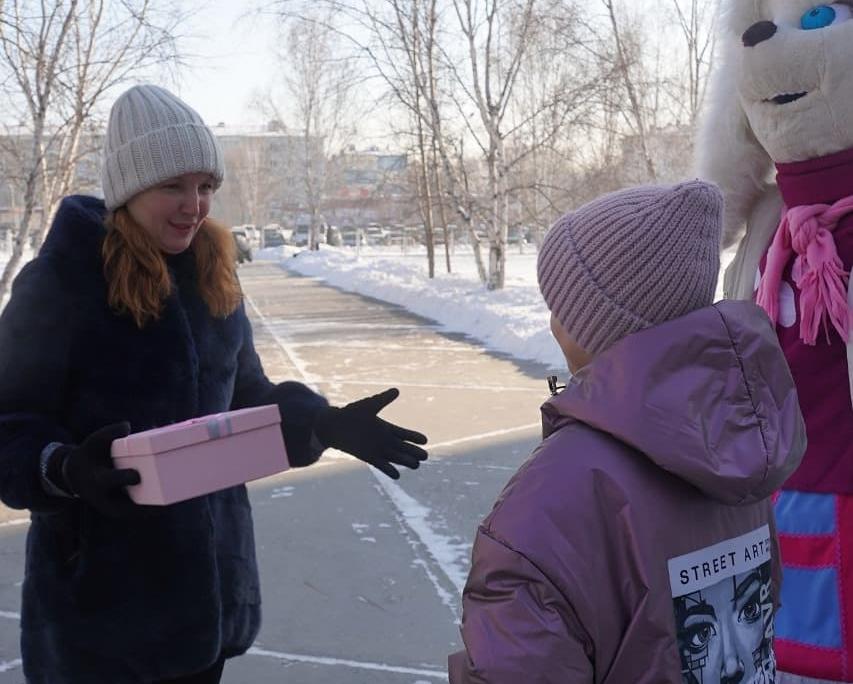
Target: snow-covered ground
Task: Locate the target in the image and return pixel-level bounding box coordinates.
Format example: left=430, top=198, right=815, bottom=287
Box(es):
left=257, top=244, right=737, bottom=372
left=1, top=243, right=736, bottom=371
left=258, top=244, right=565, bottom=370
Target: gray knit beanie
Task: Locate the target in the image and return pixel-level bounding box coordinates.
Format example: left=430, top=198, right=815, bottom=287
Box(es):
left=537, top=180, right=722, bottom=356
left=101, top=85, right=225, bottom=210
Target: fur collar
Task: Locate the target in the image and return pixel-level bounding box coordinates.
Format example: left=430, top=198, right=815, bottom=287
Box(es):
left=40, top=195, right=107, bottom=271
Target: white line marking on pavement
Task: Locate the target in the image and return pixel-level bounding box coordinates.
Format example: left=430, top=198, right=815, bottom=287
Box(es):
left=427, top=423, right=540, bottom=451
left=0, top=645, right=445, bottom=677
left=266, top=321, right=431, bottom=332
left=268, top=425, right=539, bottom=617
left=331, top=380, right=543, bottom=393
left=296, top=341, right=484, bottom=353
left=0, top=518, right=29, bottom=528
left=246, top=647, right=446, bottom=678
left=0, top=658, right=21, bottom=673
left=371, top=474, right=468, bottom=619
left=244, top=294, right=317, bottom=387
left=447, top=462, right=516, bottom=471
left=0, top=611, right=20, bottom=620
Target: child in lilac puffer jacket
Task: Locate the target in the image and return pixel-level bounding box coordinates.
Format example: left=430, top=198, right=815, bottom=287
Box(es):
left=449, top=181, right=807, bottom=684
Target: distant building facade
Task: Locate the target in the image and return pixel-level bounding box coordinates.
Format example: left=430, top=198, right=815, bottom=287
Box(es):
left=324, top=147, right=412, bottom=227
left=0, top=128, right=102, bottom=247
left=210, top=122, right=319, bottom=227
left=0, top=124, right=413, bottom=242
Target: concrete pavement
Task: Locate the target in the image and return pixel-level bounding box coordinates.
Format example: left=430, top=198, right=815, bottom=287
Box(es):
left=0, top=260, right=561, bottom=682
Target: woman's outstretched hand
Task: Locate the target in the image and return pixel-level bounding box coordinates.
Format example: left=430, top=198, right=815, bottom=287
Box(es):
left=313, top=388, right=428, bottom=479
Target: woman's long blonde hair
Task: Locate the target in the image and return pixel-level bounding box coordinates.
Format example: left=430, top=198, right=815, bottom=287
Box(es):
left=102, top=208, right=242, bottom=328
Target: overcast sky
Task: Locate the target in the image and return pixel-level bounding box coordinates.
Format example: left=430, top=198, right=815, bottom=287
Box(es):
left=175, top=1, right=279, bottom=129
left=143, top=0, right=684, bottom=144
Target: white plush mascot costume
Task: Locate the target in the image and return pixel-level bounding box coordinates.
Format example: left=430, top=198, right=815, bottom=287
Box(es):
left=699, top=2, right=853, bottom=683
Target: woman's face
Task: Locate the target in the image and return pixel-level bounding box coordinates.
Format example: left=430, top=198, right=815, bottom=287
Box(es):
left=678, top=570, right=768, bottom=683
left=126, top=172, right=216, bottom=254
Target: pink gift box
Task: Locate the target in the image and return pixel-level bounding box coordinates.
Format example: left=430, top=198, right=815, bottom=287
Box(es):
left=111, top=405, right=289, bottom=505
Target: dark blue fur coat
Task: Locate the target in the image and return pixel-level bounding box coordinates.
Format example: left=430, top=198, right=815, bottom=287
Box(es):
left=0, top=196, right=328, bottom=683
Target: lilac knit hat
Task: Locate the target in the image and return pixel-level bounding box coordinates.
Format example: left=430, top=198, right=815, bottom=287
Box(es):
left=537, top=180, right=723, bottom=356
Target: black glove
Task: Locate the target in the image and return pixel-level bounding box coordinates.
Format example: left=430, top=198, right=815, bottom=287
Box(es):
left=54, top=422, right=141, bottom=517
left=313, top=388, right=428, bottom=480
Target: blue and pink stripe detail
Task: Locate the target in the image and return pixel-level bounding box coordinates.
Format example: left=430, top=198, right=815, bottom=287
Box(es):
left=774, top=491, right=853, bottom=681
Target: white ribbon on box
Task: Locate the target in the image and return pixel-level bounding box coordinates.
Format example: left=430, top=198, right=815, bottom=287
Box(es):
left=205, top=415, right=234, bottom=440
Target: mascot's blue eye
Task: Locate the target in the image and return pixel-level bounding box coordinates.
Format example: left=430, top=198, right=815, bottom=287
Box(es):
left=802, top=5, right=836, bottom=29
left=801, top=4, right=851, bottom=29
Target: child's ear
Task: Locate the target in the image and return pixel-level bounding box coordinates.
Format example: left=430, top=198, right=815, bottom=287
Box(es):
left=695, top=37, right=774, bottom=248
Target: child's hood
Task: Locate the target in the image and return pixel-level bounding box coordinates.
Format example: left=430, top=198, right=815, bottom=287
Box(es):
left=542, top=300, right=806, bottom=505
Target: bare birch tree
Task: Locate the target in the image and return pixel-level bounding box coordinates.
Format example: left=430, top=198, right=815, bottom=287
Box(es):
left=270, top=0, right=491, bottom=280
left=670, top=0, right=716, bottom=128
left=382, top=0, right=479, bottom=278
left=508, top=0, right=602, bottom=245
left=281, top=13, right=356, bottom=251
left=395, top=0, right=445, bottom=276
left=217, top=135, right=285, bottom=227
left=450, top=0, right=556, bottom=289
left=268, top=0, right=716, bottom=285
left=36, top=0, right=184, bottom=241
left=600, top=0, right=658, bottom=181
left=583, top=0, right=716, bottom=186
left=0, top=0, right=184, bottom=300
left=0, top=0, right=78, bottom=299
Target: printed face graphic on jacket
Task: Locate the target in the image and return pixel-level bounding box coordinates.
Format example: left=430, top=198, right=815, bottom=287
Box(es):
left=668, top=527, right=776, bottom=684
left=675, top=567, right=773, bottom=683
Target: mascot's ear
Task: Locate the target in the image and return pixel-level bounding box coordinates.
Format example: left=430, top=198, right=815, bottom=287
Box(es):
left=696, top=39, right=774, bottom=249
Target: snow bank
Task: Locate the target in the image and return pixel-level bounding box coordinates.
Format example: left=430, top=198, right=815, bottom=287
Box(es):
left=274, top=246, right=738, bottom=372
left=276, top=247, right=566, bottom=370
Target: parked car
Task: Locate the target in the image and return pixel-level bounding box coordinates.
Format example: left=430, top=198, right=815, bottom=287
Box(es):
left=291, top=223, right=327, bottom=248
left=261, top=225, right=287, bottom=248
left=341, top=227, right=366, bottom=247
left=230, top=227, right=253, bottom=264
left=262, top=223, right=292, bottom=245
left=291, top=225, right=310, bottom=247
left=234, top=224, right=261, bottom=249
left=364, top=224, right=390, bottom=246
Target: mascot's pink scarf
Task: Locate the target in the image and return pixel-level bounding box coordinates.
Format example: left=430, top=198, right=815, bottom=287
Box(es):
left=757, top=147, right=853, bottom=345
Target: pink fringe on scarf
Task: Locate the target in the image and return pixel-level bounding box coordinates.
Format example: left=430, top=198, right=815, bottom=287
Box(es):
left=756, top=197, right=853, bottom=345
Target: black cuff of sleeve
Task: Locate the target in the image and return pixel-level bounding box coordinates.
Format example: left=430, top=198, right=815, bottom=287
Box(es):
left=42, top=444, right=75, bottom=498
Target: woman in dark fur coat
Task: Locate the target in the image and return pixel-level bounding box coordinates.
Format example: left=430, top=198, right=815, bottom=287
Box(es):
left=0, top=84, right=428, bottom=684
